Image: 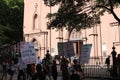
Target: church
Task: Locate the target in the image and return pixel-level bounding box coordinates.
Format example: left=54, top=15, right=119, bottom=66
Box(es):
left=23, top=0, right=120, bottom=64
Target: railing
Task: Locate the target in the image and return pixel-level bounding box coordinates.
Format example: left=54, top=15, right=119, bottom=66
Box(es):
left=82, top=65, right=120, bottom=79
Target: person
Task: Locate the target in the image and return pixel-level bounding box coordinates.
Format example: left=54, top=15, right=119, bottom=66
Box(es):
left=32, top=64, right=45, bottom=80
left=26, top=64, right=32, bottom=80
left=60, top=57, right=69, bottom=80
left=46, top=50, right=51, bottom=62
left=42, top=57, right=52, bottom=80
left=2, top=60, right=8, bottom=80
left=31, top=64, right=36, bottom=78
left=105, top=56, right=110, bottom=70
left=51, top=60, right=58, bottom=80
left=9, top=61, right=15, bottom=80
left=17, top=57, right=26, bottom=80
left=70, top=69, right=80, bottom=80
left=36, top=56, right=42, bottom=64
left=72, top=59, right=84, bottom=80
left=116, top=54, right=120, bottom=76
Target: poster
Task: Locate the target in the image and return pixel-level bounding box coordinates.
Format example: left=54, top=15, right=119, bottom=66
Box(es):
left=20, top=42, right=36, bottom=64
left=58, top=42, right=64, bottom=56
left=58, top=41, right=75, bottom=58
left=64, top=41, right=75, bottom=58
left=80, top=44, right=92, bottom=64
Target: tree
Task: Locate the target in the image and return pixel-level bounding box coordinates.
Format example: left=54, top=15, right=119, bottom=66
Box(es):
left=43, top=0, right=120, bottom=38
left=93, top=0, right=120, bottom=24
left=0, top=0, right=24, bottom=45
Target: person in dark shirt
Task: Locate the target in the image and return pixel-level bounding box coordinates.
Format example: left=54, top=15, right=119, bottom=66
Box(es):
left=51, top=60, right=58, bottom=80
left=32, top=64, right=45, bottom=80
left=70, top=69, right=80, bottom=80
left=105, top=56, right=110, bottom=70
left=60, top=57, right=69, bottom=80
left=72, top=59, right=84, bottom=80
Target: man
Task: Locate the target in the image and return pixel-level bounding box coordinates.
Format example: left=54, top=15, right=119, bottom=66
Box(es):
left=105, top=56, right=110, bottom=70
left=36, top=56, right=41, bottom=64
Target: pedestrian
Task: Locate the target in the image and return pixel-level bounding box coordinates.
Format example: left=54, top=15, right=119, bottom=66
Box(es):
left=116, top=54, right=120, bottom=76
left=26, top=64, right=32, bottom=80
left=72, top=59, right=84, bottom=80
left=42, top=57, right=52, bottom=80
left=36, top=56, right=42, bottom=64
left=46, top=50, right=51, bottom=63
left=17, top=57, right=26, bottom=80
left=46, top=50, right=52, bottom=64
left=1, top=60, right=8, bottom=80
left=32, top=64, right=45, bottom=80
left=9, top=61, right=15, bottom=80
left=60, top=57, right=69, bottom=80
left=105, top=56, right=110, bottom=70
left=31, top=64, right=36, bottom=78
left=51, top=60, right=58, bottom=80
left=70, top=69, right=80, bottom=80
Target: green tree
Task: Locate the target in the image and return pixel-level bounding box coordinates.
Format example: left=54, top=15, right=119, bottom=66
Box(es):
left=0, top=0, right=24, bottom=45
left=43, top=0, right=120, bottom=38
left=93, top=0, right=120, bottom=23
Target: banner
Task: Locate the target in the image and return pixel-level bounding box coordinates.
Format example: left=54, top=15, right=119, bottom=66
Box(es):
left=20, top=42, right=36, bottom=64
left=64, top=41, right=75, bottom=58
left=58, top=42, right=64, bottom=56
left=80, top=44, right=92, bottom=64
left=58, top=41, right=75, bottom=58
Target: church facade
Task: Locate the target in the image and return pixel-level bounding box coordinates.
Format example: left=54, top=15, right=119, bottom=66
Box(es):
left=23, top=0, right=120, bottom=64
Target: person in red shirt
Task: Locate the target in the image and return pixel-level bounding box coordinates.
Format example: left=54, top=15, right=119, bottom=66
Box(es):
left=31, top=64, right=36, bottom=77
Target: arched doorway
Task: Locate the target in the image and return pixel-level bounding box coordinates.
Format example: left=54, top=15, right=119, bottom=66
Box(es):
left=69, top=29, right=83, bottom=58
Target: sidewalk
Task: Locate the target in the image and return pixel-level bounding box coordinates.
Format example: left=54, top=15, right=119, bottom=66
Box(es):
left=0, top=72, right=104, bottom=80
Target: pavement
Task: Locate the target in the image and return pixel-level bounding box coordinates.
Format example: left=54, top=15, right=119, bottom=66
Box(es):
left=0, top=71, right=103, bottom=80
left=0, top=64, right=109, bottom=80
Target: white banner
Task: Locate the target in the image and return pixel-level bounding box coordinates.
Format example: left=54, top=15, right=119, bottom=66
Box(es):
left=80, top=44, right=92, bottom=64
left=20, top=42, right=36, bottom=64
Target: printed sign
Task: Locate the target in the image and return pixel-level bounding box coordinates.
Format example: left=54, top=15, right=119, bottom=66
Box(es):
left=20, top=42, right=36, bottom=64
left=80, top=44, right=92, bottom=64
left=58, top=42, right=64, bottom=56
left=58, top=41, right=75, bottom=58
left=64, top=41, right=75, bottom=58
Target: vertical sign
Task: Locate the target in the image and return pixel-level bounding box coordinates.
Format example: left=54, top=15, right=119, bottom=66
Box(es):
left=20, top=42, right=36, bottom=64
left=28, top=42, right=36, bottom=64
left=64, top=41, right=75, bottom=58
left=80, top=44, right=92, bottom=64
left=58, top=42, right=64, bottom=56
left=58, top=41, right=75, bottom=58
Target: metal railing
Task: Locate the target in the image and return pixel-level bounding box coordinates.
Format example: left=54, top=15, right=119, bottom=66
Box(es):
left=82, top=65, right=120, bottom=79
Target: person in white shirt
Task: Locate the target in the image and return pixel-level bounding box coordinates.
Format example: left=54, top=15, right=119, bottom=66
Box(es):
left=17, top=57, right=26, bottom=80
left=36, top=56, right=42, bottom=64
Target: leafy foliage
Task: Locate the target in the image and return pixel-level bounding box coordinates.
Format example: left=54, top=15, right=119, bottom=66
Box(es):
left=44, top=0, right=100, bottom=36
left=44, top=0, right=120, bottom=35
left=0, top=0, right=24, bottom=45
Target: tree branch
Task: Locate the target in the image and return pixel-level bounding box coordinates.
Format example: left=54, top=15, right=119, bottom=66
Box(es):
left=95, top=5, right=111, bottom=11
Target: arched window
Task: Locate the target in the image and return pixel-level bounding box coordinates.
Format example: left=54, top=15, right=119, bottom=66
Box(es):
left=33, top=14, right=38, bottom=30
left=70, top=29, right=83, bottom=40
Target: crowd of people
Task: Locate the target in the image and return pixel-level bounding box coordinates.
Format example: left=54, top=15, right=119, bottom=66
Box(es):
left=1, top=50, right=84, bottom=80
